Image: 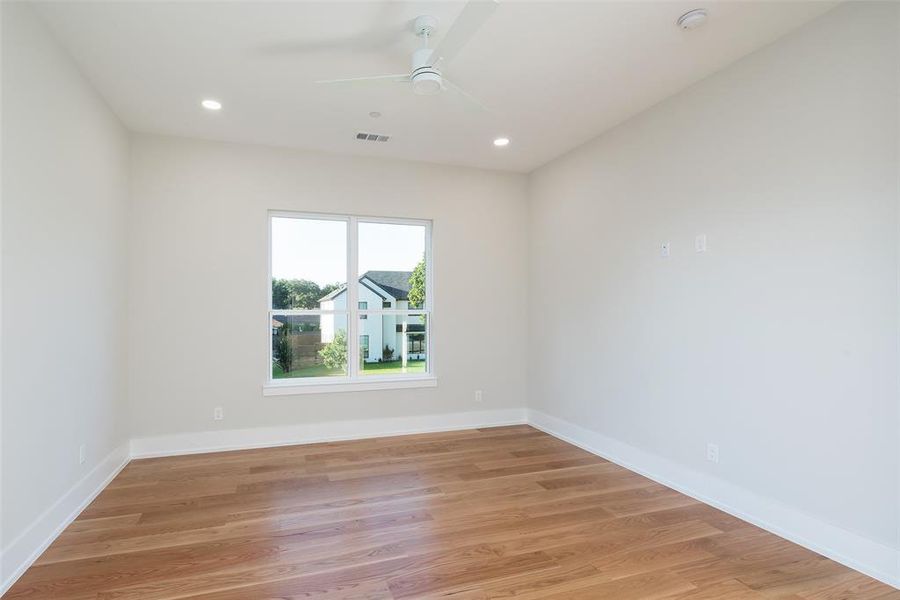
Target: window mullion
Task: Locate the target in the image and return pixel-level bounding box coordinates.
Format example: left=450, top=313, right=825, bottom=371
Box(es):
left=424, top=220, right=433, bottom=313
left=347, top=217, right=359, bottom=379
left=425, top=218, right=434, bottom=375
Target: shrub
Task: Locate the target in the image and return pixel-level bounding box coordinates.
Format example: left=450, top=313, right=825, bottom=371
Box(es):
left=274, top=326, right=293, bottom=374
left=319, top=330, right=348, bottom=371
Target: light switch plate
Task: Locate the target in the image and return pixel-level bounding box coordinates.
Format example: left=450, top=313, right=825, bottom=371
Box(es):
left=695, top=234, right=707, bottom=253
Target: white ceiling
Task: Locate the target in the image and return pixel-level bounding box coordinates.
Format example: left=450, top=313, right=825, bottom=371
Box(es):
left=36, top=1, right=835, bottom=172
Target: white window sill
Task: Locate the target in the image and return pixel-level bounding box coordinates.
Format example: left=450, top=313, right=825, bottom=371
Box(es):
left=263, top=376, right=437, bottom=396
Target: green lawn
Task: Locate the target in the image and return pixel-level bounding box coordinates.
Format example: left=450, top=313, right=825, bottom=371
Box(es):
left=272, top=363, right=344, bottom=379
left=273, top=359, right=426, bottom=379
left=362, top=360, right=426, bottom=375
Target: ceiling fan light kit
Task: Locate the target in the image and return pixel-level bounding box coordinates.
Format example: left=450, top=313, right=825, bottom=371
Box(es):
left=411, top=47, right=442, bottom=96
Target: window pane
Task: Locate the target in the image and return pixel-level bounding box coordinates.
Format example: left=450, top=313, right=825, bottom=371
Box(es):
left=271, top=217, right=347, bottom=310
left=272, top=314, right=347, bottom=379
left=357, top=313, right=427, bottom=376
left=358, top=222, right=426, bottom=310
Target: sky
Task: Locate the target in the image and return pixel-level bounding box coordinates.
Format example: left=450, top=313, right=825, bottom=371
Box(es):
left=271, top=217, right=425, bottom=285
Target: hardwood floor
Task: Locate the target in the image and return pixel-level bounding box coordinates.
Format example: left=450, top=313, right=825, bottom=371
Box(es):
left=5, top=425, right=898, bottom=599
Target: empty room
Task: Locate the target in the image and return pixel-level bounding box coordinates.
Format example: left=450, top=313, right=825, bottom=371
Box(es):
left=2, top=0, right=899, bottom=598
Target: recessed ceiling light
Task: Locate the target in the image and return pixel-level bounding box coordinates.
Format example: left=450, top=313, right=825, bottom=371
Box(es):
left=677, top=9, right=708, bottom=30
left=369, top=111, right=382, bottom=118
left=201, top=99, right=222, bottom=111
left=493, top=137, right=510, bottom=147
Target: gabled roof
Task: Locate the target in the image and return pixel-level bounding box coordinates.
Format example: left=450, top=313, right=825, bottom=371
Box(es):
left=362, top=271, right=412, bottom=301
left=319, top=284, right=347, bottom=302
left=318, top=270, right=413, bottom=303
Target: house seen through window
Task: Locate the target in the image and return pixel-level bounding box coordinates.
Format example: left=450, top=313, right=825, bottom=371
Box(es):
left=269, top=213, right=430, bottom=384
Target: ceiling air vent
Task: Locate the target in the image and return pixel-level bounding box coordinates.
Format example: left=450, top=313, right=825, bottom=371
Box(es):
left=356, top=132, right=390, bottom=143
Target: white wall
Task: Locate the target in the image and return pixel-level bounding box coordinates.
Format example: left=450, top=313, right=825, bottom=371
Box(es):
left=1, top=0, right=130, bottom=580
left=529, top=0, right=899, bottom=562
left=3, top=0, right=899, bottom=591
left=128, top=134, right=528, bottom=439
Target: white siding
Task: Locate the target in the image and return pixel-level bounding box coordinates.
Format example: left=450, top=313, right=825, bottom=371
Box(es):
left=358, top=285, right=389, bottom=362
left=320, top=284, right=404, bottom=363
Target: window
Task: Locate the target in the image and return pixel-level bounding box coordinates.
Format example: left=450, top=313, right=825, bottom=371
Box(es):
left=408, top=334, right=425, bottom=353
left=267, top=212, right=432, bottom=393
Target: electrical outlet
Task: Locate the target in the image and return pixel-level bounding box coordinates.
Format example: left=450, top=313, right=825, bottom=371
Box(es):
left=706, top=442, right=719, bottom=464
left=79, top=444, right=86, bottom=465
left=661, top=242, right=671, bottom=258
left=474, top=390, right=483, bottom=403
left=214, top=407, right=224, bottom=421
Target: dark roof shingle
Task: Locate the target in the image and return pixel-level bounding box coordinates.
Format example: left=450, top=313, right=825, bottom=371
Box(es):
left=362, top=270, right=413, bottom=300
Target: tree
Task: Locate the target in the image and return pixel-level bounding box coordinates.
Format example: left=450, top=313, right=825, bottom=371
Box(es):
left=320, top=282, right=341, bottom=300
left=408, top=255, right=426, bottom=309
left=271, top=279, right=343, bottom=310
left=319, top=329, right=348, bottom=371
left=273, top=325, right=293, bottom=374
left=271, top=279, right=294, bottom=310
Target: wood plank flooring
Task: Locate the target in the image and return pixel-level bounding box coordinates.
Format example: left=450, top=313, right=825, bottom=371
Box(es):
left=5, top=425, right=898, bottom=599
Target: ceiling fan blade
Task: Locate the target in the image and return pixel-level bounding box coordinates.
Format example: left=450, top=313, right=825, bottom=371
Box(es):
left=316, top=74, right=410, bottom=85
left=443, top=77, right=493, bottom=113
left=260, top=27, right=406, bottom=56
left=259, top=3, right=407, bottom=57
left=430, top=0, right=498, bottom=67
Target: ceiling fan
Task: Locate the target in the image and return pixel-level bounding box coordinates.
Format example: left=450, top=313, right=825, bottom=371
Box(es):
left=316, top=0, right=498, bottom=109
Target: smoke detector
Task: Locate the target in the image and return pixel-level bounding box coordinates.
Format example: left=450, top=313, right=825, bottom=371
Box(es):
left=677, top=9, right=708, bottom=30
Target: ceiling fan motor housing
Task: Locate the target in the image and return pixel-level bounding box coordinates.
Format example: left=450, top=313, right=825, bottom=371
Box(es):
left=411, top=47, right=442, bottom=95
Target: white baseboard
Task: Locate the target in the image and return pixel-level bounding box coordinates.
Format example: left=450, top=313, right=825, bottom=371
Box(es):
left=526, top=408, right=900, bottom=590
left=0, top=442, right=130, bottom=596
left=4, top=408, right=895, bottom=596
left=130, top=408, right=528, bottom=458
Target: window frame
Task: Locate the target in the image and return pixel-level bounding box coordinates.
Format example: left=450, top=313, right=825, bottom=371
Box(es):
left=360, top=334, right=370, bottom=360
left=264, top=211, right=435, bottom=395
left=408, top=333, right=425, bottom=353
